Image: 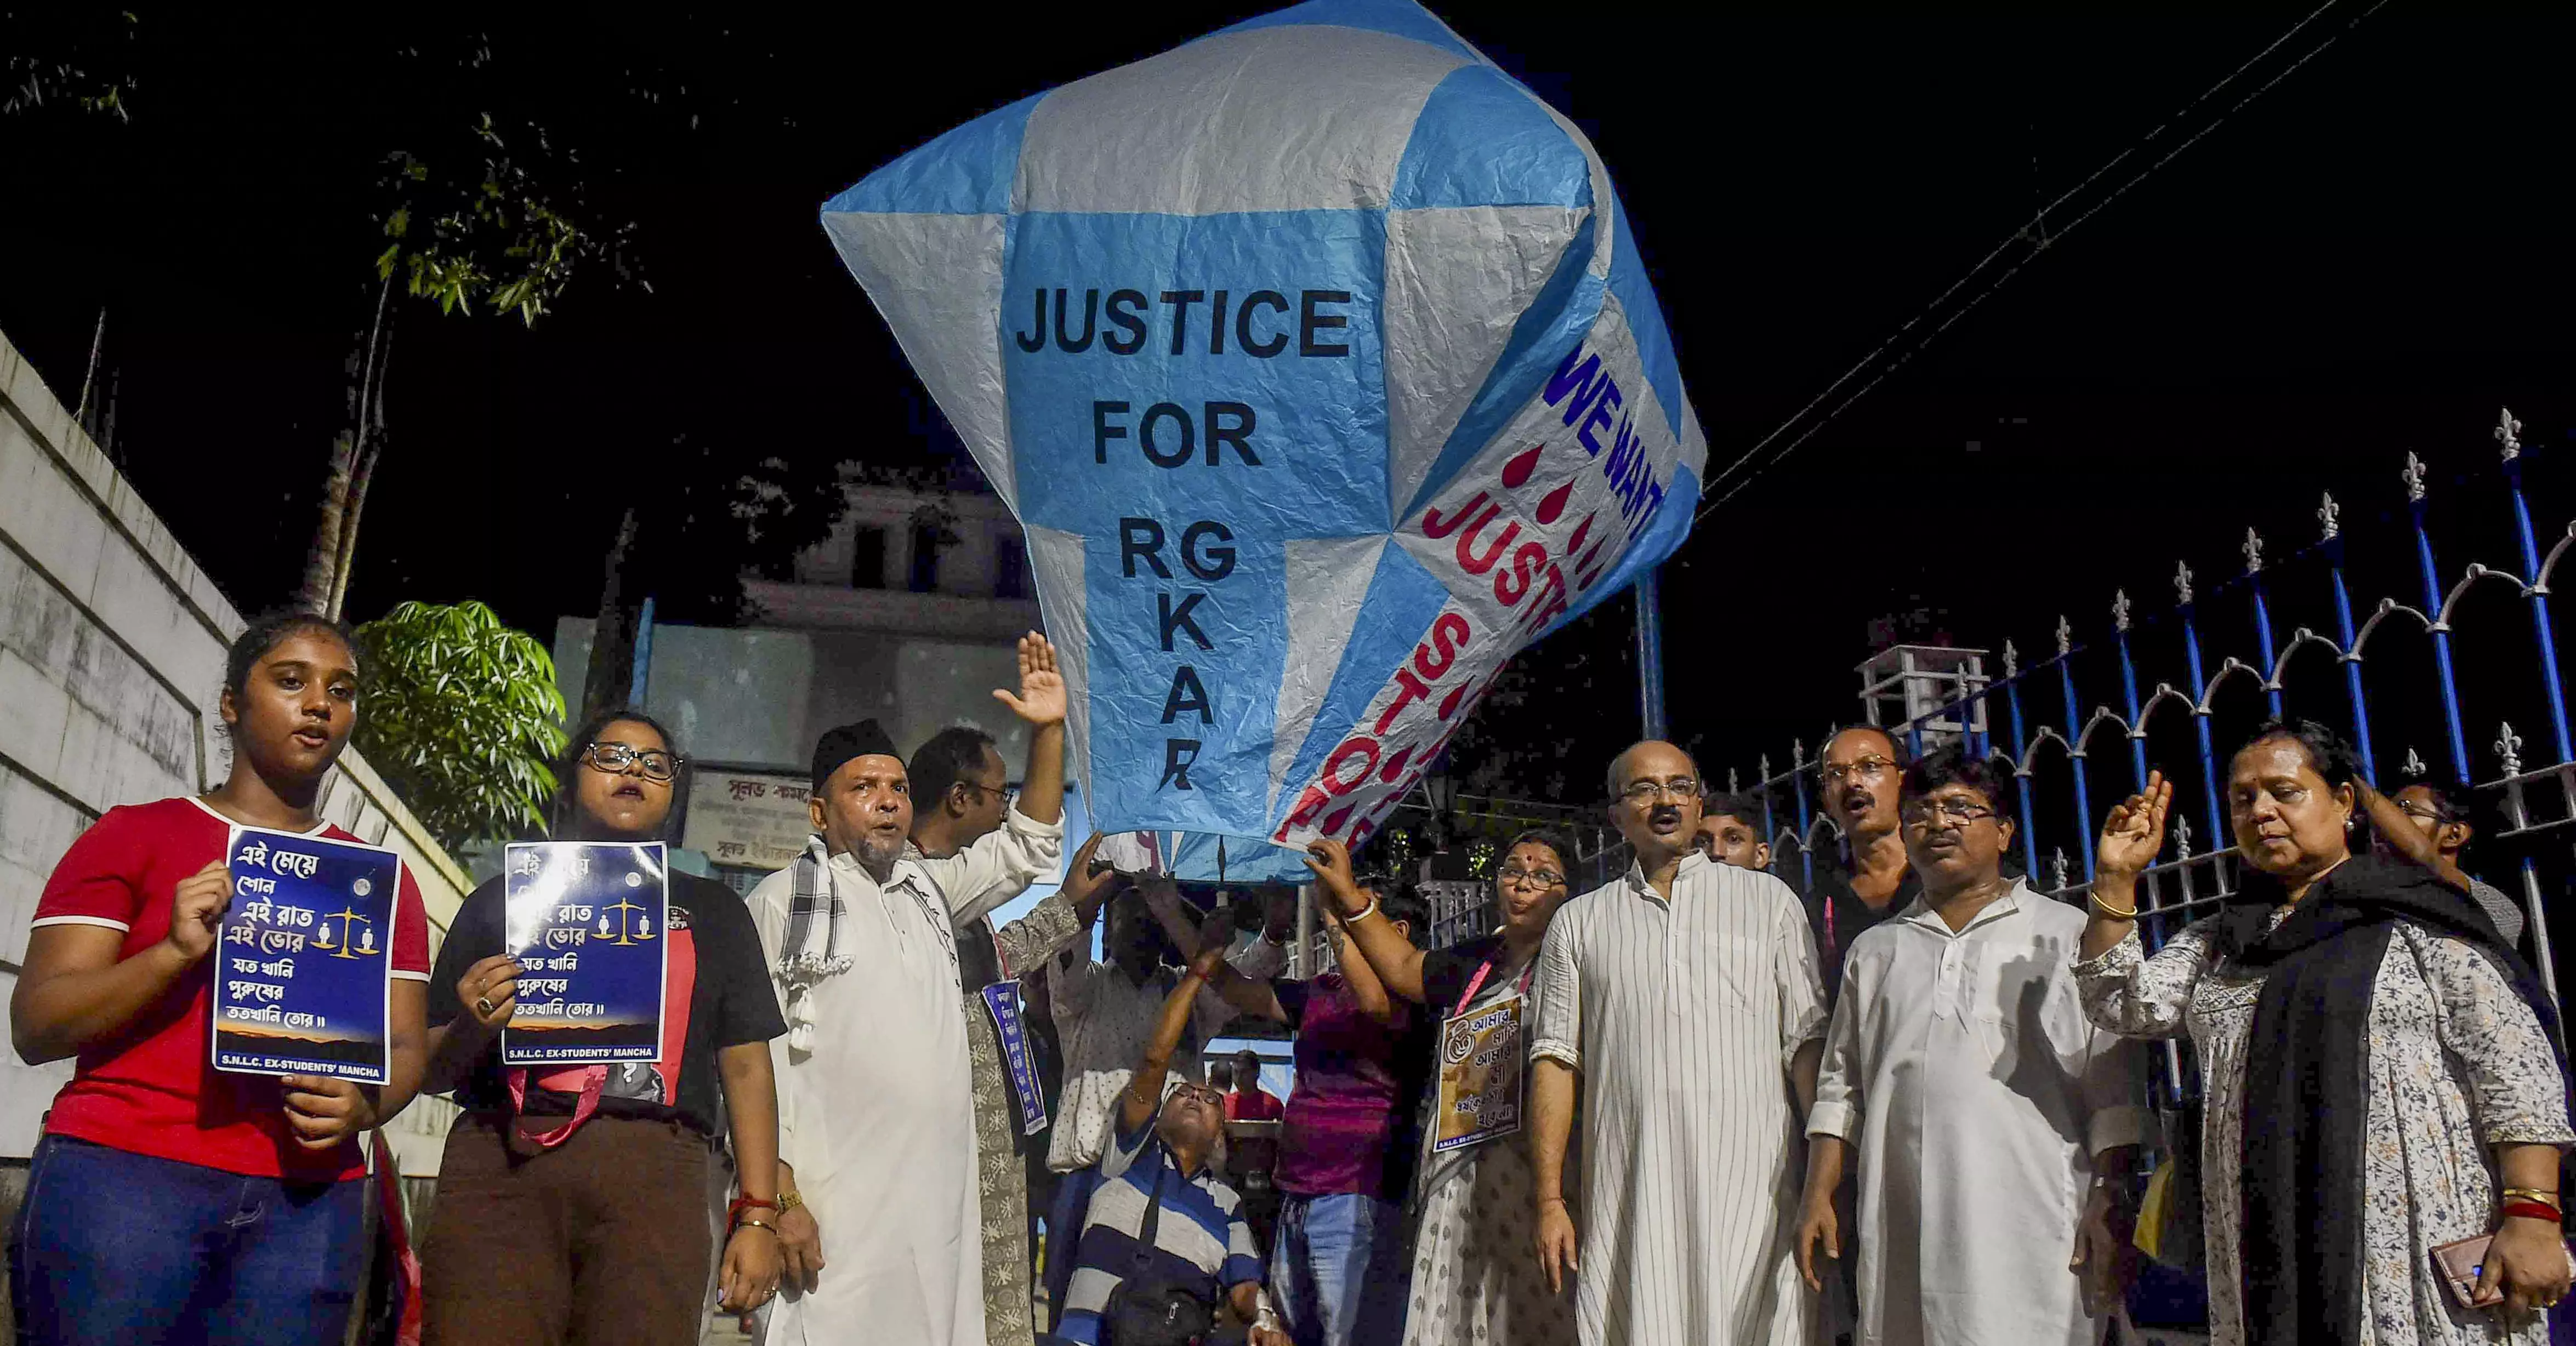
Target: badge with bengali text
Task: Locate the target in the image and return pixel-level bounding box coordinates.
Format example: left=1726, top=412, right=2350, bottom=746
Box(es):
left=501, top=842, right=669, bottom=1066
left=1432, top=993, right=1526, bottom=1154
left=212, top=826, right=401, bottom=1083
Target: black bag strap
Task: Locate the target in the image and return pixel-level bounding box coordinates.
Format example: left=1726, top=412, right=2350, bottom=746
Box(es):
left=1132, top=1145, right=1167, bottom=1269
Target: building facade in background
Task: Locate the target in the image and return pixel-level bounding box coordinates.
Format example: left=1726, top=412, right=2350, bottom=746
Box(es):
left=0, top=328, right=473, bottom=1179
left=553, top=478, right=1044, bottom=891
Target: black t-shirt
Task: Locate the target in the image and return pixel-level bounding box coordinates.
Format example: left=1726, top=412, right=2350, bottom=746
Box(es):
left=1420, top=934, right=1510, bottom=1017
left=427, top=869, right=787, bottom=1137
left=1799, top=845, right=1916, bottom=1009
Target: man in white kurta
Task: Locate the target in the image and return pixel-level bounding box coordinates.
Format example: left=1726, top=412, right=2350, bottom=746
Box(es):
left=1529, top=741, right=1829, bottom=1346
left=1799, top=748, right=2148, bottom=1346
left=751, top=718, right=988, bottom=1346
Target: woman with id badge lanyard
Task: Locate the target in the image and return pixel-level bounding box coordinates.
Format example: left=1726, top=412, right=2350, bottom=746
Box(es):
left=1316, top=829, right=1581, bottom=1346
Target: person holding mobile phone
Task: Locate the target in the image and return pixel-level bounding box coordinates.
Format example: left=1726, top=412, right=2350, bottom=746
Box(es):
left=2077, top=720, right=2574, bottom=1342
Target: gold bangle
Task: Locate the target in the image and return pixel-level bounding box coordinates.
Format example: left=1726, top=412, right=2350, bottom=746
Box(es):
left=736, top=1215, right=778, bottom=1234
left=2503, top=1188, right=2563, bottom=1207
left=2089, top=892, right=2140, bottom=920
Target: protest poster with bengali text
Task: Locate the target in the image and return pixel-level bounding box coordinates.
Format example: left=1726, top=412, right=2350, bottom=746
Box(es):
left=502, top=842, right=669, bottom=1066
left=1432, top=994, right=1526, bottom=1154
left=213, top=828, right=400, bottom=1083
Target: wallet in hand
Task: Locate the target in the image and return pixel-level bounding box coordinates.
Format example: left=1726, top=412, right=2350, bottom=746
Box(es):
left=2432, top=1234, right=2505, bottom=1310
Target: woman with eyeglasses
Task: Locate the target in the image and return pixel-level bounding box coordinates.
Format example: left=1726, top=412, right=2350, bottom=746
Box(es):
left=2077, top=719, right=2573, bottom=1341
left=417, top=708, right=788, bottom=1346
left=1315, top=829, right=1582, bottom=1346
left=10, top=612, right=433, bottom=1345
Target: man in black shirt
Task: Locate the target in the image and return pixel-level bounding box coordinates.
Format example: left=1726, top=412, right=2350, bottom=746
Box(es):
left=1806, top=726, right=1920, bottom=1010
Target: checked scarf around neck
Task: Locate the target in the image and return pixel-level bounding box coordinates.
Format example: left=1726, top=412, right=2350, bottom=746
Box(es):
left=2210, top=852, right=2566, bottom=1346
left=776, top=835, right=852, bottom=1053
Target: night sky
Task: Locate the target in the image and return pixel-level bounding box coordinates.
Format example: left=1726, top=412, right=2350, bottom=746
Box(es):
left=5, top=2, right=2571, bottom=831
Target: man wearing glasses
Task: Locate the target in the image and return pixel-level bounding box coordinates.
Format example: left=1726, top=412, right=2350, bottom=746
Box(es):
left=1527, top=740, right=1829, bottom=1346
left=1794, top=745, right=2147, bottom=1346
left=1806, top=726, right=1919, bottom=1011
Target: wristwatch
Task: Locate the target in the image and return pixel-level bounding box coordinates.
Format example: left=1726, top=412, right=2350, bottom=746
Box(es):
left=776, top=1189, right=805, bottom=1216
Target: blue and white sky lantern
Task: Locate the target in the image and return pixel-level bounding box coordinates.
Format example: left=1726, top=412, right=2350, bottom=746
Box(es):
left=821, top=0, right=1703, bottom=858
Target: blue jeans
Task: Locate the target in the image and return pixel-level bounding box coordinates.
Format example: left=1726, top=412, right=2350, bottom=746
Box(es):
left=1269, top=1192, right=1407, bottom=1346
left=8, top=1134, right=366, bottom=1346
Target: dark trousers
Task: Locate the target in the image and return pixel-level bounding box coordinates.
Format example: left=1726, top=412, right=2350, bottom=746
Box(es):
left=1042, top=1165, right=1102, bottom=1331
left=8, top=1133, right=366, bottom=1346
left=420, top=1113, right=713, bottom=1346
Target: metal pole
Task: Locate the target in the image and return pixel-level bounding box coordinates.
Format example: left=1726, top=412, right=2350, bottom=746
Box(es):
left=1635, top=572, right=1668, bottom=742
left=2177, top=571, right=2226, bottom=849
left=2499, top=414, right=2575, bottom=763
left=2246, top=530, right=2284, bottom=718
left=628, top=594, right=657, bottom=708
left=2057, top=625, right=2099, bottom=881
left=2004, top=643, right=2042, bottom=882
left=2404, top=457, right=2474, bottom=783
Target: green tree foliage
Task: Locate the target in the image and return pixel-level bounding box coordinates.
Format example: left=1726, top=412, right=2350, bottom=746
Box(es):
left=353, top=600, right=567, bottom=852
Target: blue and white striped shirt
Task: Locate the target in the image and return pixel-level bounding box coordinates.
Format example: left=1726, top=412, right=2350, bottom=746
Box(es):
left=1056, top=1115, right=1263, bottom=1344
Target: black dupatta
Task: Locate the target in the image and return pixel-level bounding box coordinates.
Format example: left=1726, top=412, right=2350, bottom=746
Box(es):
left=2209, top=852, right=2563, bottom=1344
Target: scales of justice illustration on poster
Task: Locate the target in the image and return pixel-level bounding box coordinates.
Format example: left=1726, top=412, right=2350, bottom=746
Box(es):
left=212, top=826, right=402, bottom=1083
left=501, top=841, right=669, bottom=1066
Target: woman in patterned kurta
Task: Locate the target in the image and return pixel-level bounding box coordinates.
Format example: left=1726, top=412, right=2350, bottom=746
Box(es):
left=2074, top=723, right=2573, bottom=1344
left=1322, top=831, right=1582, bottom=1346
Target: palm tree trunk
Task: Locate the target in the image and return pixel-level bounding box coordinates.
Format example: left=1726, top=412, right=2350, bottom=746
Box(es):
left=295, top=275, right=394, bottom=617
left=325, top=313, right=395, bottom=621
left=579, top=507, right=643, bottom=721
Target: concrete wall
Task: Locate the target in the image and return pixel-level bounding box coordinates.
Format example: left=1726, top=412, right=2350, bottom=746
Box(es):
left=0, top=324, right=470, bottom=1170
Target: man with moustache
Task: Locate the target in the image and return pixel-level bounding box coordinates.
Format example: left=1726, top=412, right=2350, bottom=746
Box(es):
left=1527, top=741, right=1829, bottom=1345
left=1795, top=746, right=2146, bottom=1346
left=1807, top=727, right=1917, bottom=1011
left=747, top=712, right=999, bottom=1346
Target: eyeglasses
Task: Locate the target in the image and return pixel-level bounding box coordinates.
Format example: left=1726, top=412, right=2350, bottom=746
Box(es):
left=1819, top=756, right=1896, bottom=786
left=957, top=780, right=1019, bottom=808
left=1617, top=778, right=1703, bottom=805
left=2397, top=805, right=2450, bottom=826
left=1498, top=865, right=1566, bottom=889
left=583, top=742, right=682, bottom=783
left=1900, top=797, right=1997, bottom=828
left=1169, top=1082, right=1225, bottom=1110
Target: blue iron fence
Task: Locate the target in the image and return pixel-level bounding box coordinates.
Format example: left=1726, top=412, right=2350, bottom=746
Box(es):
left=1723, top=408, right=2574, bottom=1100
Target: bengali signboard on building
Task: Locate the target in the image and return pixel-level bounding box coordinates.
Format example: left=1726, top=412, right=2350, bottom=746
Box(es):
left=684, top=769, right=816, bottom=871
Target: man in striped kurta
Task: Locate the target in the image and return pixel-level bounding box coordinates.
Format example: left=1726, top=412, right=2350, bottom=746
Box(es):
left=1529, top=740, right=1830, bottom=1345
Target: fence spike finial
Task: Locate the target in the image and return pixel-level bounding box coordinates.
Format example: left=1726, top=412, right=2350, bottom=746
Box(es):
left=1759, top=752, right=1773, bottom=779
left=2113, top=590, right=2133, bottom=632
left=1792, top=738, right=1806, bottom=768
left=2402, top=452, right=2427, bottom=503
left=2244, top=527, right=2265, bottom=574
left=1728, top=766, right=1741, bottom=794
left=2175, top=561, right=2195, bottom=606
left=2403, top=746, right=2426, bottom=778
left=2003, top=638, right=2020, bottom=677
left=2498, top=722, right=2524, bottom=777
left=2051, top=847, right=2070, bottom=892
left=2497, top=407, right=2524, bottom=463
left=2055, top=615, right=2073, bottom=657
left=2173, top=813, right=2192, bottom=859
left=2319, top=493, right=2340, bottom=540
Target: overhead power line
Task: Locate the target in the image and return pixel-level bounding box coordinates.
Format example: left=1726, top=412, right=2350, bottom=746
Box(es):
left=1692, top=0, right=2398, bottom=523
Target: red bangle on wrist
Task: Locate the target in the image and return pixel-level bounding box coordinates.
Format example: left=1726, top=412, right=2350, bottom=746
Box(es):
left=2500, top=1202, right=2562, bottom=1223
left=728, top=1195, right=778, bottom=1226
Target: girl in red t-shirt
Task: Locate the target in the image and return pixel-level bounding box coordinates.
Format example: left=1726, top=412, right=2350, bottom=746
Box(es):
left=8, top=612, right=433, bottom=1346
